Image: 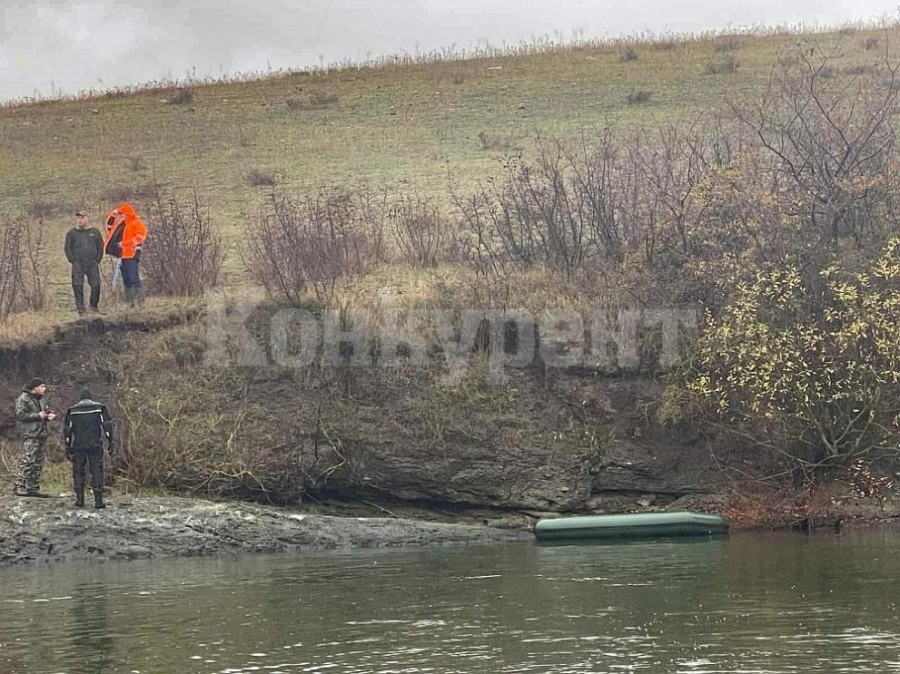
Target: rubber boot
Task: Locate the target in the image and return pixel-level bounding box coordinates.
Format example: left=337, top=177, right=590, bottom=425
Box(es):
left=94, top=489, right=105, bottom=509
left=74, top=487, right=85, bottom=507
left=134, top=286, right=145, bottom=308
left=124, top=287, right=136, bottom=308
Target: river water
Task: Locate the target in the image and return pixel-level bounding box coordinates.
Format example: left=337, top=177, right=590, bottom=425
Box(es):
left=1, top=528, right=898, bottom=673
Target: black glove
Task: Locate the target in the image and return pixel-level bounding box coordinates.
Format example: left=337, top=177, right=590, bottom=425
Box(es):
left=65, top=447, right=73, bottom=461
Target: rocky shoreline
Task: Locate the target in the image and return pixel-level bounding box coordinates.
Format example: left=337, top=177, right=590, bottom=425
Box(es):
left=0, top=494, right=534, bottom=566
left=2, top=488, right=898, bottom=567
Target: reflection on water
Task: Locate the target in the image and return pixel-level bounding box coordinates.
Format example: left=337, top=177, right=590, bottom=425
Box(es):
left=65, top=582, right=116, bottom=674
left=0, top=528, right=898, bottom=673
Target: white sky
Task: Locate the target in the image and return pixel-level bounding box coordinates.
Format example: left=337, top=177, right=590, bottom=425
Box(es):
left=0, top=0, right=897, bottom=102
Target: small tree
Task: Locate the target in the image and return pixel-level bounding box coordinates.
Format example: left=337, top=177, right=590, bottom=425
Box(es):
left=734, top=47, right=900, bottom=257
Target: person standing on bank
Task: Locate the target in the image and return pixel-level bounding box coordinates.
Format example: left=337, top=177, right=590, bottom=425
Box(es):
left=13, top=378, right=58, bottom=498
left=64, top=211, right=105, bottom=316
left=103, top=203, right=147, bottom=308
left=63, top=388, right=113, bottom=509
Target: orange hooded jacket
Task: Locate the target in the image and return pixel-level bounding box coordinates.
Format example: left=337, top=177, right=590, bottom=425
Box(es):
left=103, top=203, right=148, bottom=260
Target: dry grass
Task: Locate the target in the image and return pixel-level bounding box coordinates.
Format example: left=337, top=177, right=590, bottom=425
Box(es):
left=0, top=294, right=203, bottom=349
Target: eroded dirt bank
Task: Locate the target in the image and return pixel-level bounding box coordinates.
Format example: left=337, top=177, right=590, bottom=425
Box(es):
left=0, top=308, right=897, bottom=567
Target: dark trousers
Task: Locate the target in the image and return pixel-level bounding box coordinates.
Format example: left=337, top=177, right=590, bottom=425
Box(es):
left=71, top=262, right=101, bottom=311
left=120, top=258, right=141, bottom=289
left=71, top=447, right=104, bottom=492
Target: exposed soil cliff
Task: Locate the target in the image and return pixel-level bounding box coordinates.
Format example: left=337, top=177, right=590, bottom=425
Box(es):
left=0, top=307, right=897, bottom=566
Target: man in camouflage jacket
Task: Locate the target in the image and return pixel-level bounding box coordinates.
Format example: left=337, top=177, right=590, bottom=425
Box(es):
left=14, top=377, right=58, bottom=497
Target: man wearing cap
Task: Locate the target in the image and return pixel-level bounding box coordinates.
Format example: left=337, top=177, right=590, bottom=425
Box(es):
left=64, top=211, right=104, bottom=316
left=63, top=388, right=114, bottom=509
left=13, top=378, right=58, bottom=498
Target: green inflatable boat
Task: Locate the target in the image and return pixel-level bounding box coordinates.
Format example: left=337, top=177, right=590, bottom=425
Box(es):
left=533, top=511, right=728, bottom=541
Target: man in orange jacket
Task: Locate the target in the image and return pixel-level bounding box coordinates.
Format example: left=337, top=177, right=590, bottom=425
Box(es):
left=103, top=203, right=148, bottom=307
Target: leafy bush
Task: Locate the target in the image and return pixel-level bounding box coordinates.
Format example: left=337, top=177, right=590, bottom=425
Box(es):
left=679, top=242, right=900, bottom=471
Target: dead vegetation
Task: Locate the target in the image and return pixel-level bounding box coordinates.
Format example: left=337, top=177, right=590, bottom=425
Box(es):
left=138, top=186, right=225, bottom=296
left=0, top=214, right=48, bottom=320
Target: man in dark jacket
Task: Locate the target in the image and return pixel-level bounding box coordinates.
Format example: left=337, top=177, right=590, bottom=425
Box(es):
left=14, top=377, right=57, bottom=497
left=64, top=211, right=105, bottom=316
left=63, top=388, right=114, bottom=509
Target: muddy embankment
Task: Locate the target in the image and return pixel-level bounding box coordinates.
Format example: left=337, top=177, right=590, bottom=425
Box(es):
left=0, top=306, right=896, bottom=565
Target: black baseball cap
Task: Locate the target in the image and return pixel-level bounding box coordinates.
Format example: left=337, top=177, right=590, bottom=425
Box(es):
left=75, top=211, right=88, bottom=217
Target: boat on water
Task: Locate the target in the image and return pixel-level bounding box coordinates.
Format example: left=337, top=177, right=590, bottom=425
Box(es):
left=533, top=511, right=728, bottom=542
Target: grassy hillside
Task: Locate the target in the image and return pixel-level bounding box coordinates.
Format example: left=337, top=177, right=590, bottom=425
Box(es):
left=0, top=23, right=894, bottom=320
left=3, top=23, right=900, bottom=507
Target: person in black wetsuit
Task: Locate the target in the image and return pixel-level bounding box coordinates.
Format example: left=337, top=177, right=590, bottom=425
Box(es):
left=63, top=388, right=114, bottom=509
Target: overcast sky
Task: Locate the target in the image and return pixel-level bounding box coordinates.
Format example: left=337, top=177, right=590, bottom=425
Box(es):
left=1, top=0, right=897, bottom=102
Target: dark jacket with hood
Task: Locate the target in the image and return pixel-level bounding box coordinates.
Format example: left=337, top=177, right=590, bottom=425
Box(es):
left=15, top=388, right=50, bottom=439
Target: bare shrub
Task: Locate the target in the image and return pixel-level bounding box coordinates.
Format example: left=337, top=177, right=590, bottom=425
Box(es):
left=713, top=36, right=742, bottom=52
left=862, top=37, right=880, bottom=51
left=285, top=88, right=339, bottom=111
left=453, top=137, right=631, bottom=278
left=237, top=125, right=255, bottom=147
left=478, top=131, right=514, bottom=151
left=127, top=155, right=146, bottom=172
left=732, top=48, right=900, bottom=257
left=138, top=187, right=225, bottom=296
left=620, top=46, right=639, bottom=62
left=0, top=214, right=48, bottom=319
left=246, top=169, right=280, bottom=187
left=166, top=87, right=194, bottom=105
left=112, top=327, right=373, bottom=505
left=651, top=39, right=679, bottom=51
left=104, top=184, right=158, bottom=204
left=28, top=201, right=57, bottom=219
left=705, top=56, right=739, bottom=74
left=626, top=89, right=652, bottom=104
left=452, top=117, right=754, bottom=305
left=843, top=64, right=877, bottom=76
left=389, top=195, right=449, bottom=268
left=627, top=120, right=742, bottom=273
left=244, top=186, right=385, bottom=304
